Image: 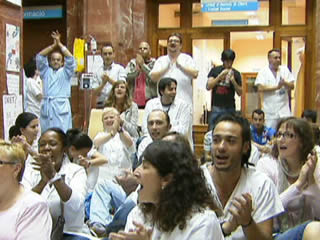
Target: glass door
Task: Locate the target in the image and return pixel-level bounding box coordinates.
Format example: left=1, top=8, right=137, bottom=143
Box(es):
left=192, top=38, right=224, bottom=124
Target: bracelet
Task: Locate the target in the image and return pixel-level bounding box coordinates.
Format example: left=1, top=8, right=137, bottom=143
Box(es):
left=48, top=173, right=62, bottom=185
left=241, top=217, right=253, bottom=228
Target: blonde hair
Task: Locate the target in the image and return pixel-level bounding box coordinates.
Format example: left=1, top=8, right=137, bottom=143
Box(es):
left=0, top=140, right=26, bottom=181
left=102, top=107, right=120, bottom=130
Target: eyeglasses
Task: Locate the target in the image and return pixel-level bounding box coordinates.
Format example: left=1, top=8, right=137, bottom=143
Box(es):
left=276, top=131, right=296, bottom=139
left=0, top=160, right=19, bottom=165
left=168, top=39, right=180, bottom=43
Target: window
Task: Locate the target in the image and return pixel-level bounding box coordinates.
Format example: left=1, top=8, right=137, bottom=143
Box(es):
left=158, top=4, right=180, bottom=28
left=282, top=0, right=306, bottom=25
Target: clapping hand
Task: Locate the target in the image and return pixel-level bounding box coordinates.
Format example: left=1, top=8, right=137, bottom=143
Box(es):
left=51, top=30, right=61, bottom=46
left=33, top=153, right=56, bottom=183
left=228, top=193, right=253, bottom=228
left=109, top=221, right=152, bottom=240
left=295, top=151, right=317, bottom=191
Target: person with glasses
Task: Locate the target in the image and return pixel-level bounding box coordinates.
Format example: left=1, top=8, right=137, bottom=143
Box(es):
left=92, top=43, right=127, bottom=108
left=257, top=117, right=320, bottom=240
left=150, top=33, right=198, bottom=106
left=0, top=141, right=52, bottom=239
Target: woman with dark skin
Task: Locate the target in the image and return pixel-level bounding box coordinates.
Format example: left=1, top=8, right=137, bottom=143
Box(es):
left=22, top=128, right=92, bottom=240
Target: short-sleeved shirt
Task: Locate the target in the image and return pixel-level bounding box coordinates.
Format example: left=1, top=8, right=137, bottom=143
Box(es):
left=207, top=65, right=242, bottom=108
left=92, top=62, right=127, bottom=103
left=150, top=53, right=197, bottom=106
left=254, top=65, right=295, bottom=119
left=202, top=165, right=284, bottom=240
left=250, top=125, right=276, bottom=145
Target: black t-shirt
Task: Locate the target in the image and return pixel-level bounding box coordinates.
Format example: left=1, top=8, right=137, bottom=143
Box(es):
left=207, top=65, right=242, bottom=108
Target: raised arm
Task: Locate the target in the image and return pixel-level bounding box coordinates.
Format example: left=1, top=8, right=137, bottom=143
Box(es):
left=52, top=30, right=73, bottom=57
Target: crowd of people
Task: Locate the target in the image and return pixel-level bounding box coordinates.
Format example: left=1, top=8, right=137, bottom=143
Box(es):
left=1, top=30, right=320, bottom=240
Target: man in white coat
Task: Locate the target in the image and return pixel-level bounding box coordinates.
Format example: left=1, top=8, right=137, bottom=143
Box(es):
left=255, top=49, right=295, bottom=129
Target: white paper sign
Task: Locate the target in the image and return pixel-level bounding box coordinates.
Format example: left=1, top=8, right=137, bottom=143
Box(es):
left=5, top=0, right=22, bottom=6
left=87, top=55, right=103, bottom=73
left=6, top=73, right=20, bottom=95
left=2, top=95, right=23, bottom=141
left=6, top=24, right=20, bottom=72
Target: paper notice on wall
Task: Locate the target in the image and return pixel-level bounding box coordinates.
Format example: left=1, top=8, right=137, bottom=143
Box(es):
left=6, top=24, right=20, bottom=72
left=5, top=0, right=22, bottom=6
left=87, top=55, right=103, bottom=73
left=3, top=95, right=23, bottom=141
left=6, top=73, right=20, bottom=95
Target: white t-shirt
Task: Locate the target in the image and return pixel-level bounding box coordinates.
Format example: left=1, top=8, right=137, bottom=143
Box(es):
left=142, top=97, right=193, bottom=145
left=125, top=206, right=224, bottom=240
left=202, top=165, right=284, bottom=240
left=255, top=65, right=295, bottom=119
left=22, top=156, right=88, bottom=233
left=0, top=189, right=52, bottom=240
left=95, top=132, right=135, bottom=181
left=150, top=53, right=197, bottom=106
left=24, top=76, right=43, bottom=118
left=92, top=62, right=127, bottom=102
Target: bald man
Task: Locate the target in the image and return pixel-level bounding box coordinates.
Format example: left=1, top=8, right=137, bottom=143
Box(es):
left=125, top=42, right=157, bottom=108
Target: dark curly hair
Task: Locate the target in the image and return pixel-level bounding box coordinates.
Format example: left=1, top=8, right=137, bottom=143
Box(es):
left=140, top=140, right=219, bottom=233
left=104, top=80, right=132, bottom=113
left=272, top=117, right=314, bottom=162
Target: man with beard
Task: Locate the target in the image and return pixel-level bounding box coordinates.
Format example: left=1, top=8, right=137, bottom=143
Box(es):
left=142, top=77, right=192, bottom=145
left=92, top=43, right=127, bottom=108
left=150, top=33, right=198, bottom=106
left=125, top=42, right=157, bottom=108
left=255, top=49, right=295, bottom=129
left=36, top=30, right=76, bottom=133
left=202, top=113, right=283, bottom=240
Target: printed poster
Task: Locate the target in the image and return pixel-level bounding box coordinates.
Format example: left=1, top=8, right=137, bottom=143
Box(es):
left=2, top=95, right=23, bottom=141
left=6, top=23, right=20, bottom=72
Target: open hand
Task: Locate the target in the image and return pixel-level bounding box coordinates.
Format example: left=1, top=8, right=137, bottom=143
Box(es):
left=109, top=221, right=151, bottom=240
left=228, top=193, right=253, bottom=228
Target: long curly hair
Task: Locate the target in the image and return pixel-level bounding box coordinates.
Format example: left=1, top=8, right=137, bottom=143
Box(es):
left=140, top=140, right=220, bottom=233
left=104, top=80, right=132, bottom=113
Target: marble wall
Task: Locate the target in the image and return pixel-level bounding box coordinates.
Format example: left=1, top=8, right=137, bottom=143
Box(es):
left=67, top=0, right=147, bottom=129
left=85, top=0, right=147, bottom=65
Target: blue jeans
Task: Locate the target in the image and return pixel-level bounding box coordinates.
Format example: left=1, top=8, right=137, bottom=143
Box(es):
left=274, top=221, right=310, bottom=240
left=63, top=233, right=91, bottom=240
left=90, top=180, right=127, bottom=225
left=208, top=106, right=235, bottom=130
